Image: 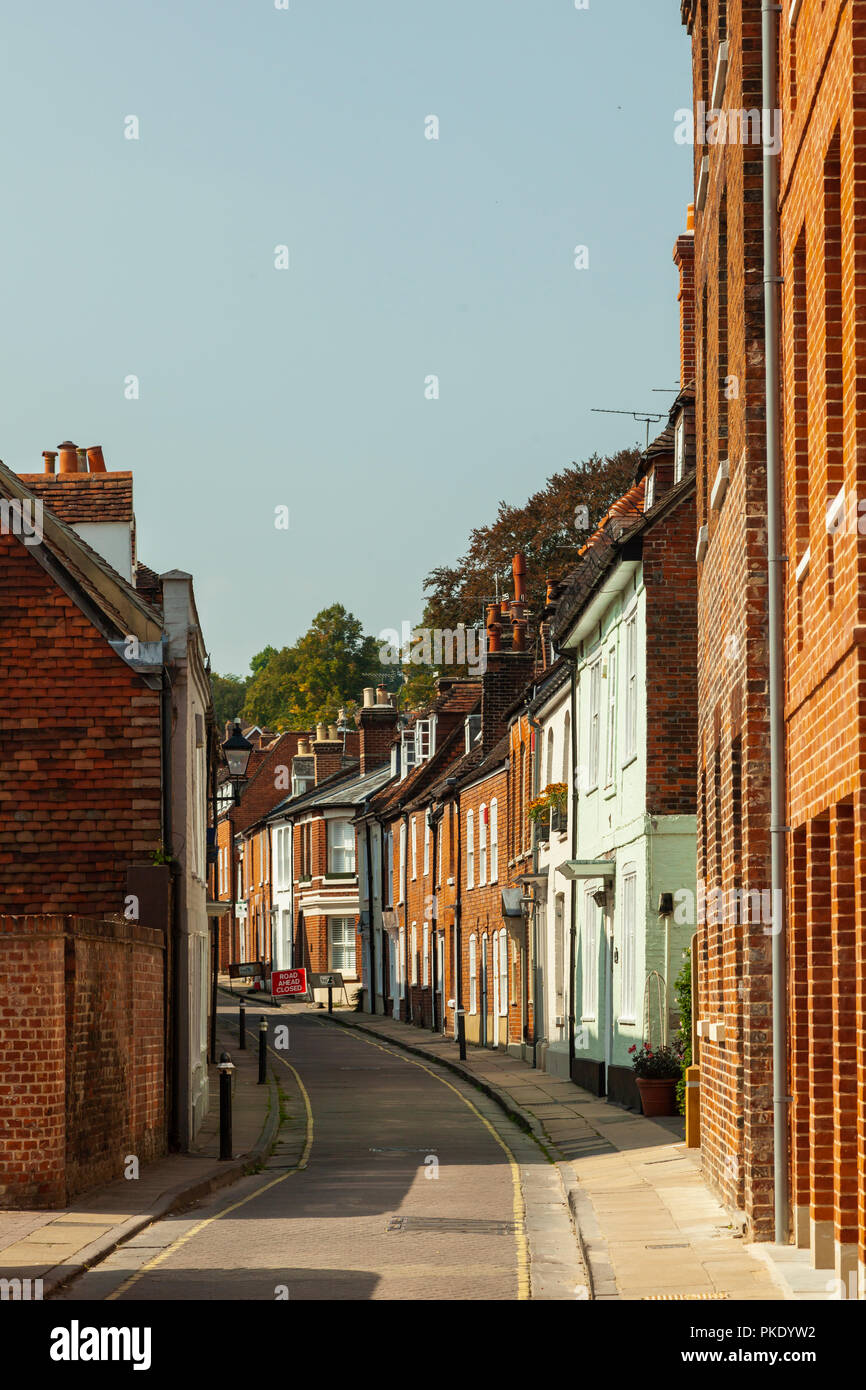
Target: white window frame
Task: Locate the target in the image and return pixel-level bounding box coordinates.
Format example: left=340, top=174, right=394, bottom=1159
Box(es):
left=479, top=804, right=488, bottom=885
left=620, top=867, right=637, bottom=1023
left=588, top=659, right=601, bottom=788
left=328, top=916, right=356, bottom=975
left=489, top=799, right=498, bottom=883
left=410, top=922, right=418, bottom=985
left=423, top=816, right=430, bottom=876
left=674, top=412, right=685, bottom=483
left=469, top=933, right=478, bottom=1014
left=327, top=819, right=356, bottom=875
left=422, top=921, right=429, bottom=987
left=411, top=816, right=418, bottom=881
left=644, top=468, right=655, bottom=511
left=582, top=889, right=598, bottom=1020
left=604, top=648, right=617, bottom=786
left=623, top=612, right=638, bottom=763
left=384, top=827, right=393, bottom=907
left=415, top=718, right=432, bottom=763
left=466, top=810, right=475, bottom=889
left=398, top=822, right=407, bottom=902
left=498, top=929, right=508, bottom=1016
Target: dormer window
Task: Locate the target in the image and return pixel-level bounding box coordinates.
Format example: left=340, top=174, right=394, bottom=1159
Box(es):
left=644, top=469, right=655, bottom=512
left=414, top=718, right=432, bottom=763
left=464, top=714, right=481, bottom=753
left=674, top=412, right=686, bottom=483
left=401, top=728, right=416, bottom=779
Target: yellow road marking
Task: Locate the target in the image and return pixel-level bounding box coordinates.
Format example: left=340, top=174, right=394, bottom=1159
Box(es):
left=105, top=1054, right=313, bottom=1301
left=322, top=1021, right=531, bottom=1300
left=106, top=1015, right=530, bottom=1301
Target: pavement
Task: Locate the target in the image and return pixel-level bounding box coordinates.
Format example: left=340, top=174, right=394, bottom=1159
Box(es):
left=0, top=1002, right=279, bottom=1299
left=317, top=1004, right=790, bottom=1302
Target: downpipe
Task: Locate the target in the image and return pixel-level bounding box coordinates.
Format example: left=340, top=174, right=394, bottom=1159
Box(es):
left=762, top=0, right=790, bottom=1246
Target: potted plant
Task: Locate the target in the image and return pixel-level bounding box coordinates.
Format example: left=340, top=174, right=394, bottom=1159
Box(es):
left=628, top=1042, right=683, bottom=1117
left=528, top=783, right=568, bottom=838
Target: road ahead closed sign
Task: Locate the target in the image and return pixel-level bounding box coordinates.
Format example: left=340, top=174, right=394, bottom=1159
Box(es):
left=271, top=968, right=308, bottom=997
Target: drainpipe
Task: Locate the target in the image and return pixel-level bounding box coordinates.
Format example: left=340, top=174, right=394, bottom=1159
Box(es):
left=402, top=812, right=412, bottom=1022
left=363, top=808, right=377, bottom=1016
left=762, top=0, right=789, bottom=1246
left=565, top=650, right=579, bottom=1081
left=526, top=708, right=544, bottom=1068
left=447, top=782, right=462, bottom=1039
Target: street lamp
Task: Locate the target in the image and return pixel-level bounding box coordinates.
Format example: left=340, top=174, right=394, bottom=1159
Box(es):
left=222, top=717, right=253, bottom=805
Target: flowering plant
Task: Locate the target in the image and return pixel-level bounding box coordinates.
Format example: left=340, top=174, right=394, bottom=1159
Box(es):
left=628, top=1042, right=683, bottom=1080
left=528, top=782, right=568, bottom=822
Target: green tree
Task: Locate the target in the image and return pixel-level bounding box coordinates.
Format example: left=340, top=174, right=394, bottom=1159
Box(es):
left=210, top=672, right=249, bottom=729
left=240, top=605, right=383, bottom=731
left=422, top=447, right=639, bottom=636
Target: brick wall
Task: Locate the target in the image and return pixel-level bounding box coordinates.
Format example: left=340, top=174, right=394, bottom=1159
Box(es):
left=778, top=0, right=866, bottom=1283
left=0, top=914, right=166, bottom=1209
left=683, top=0, right=775, bottom=1238
left=0, top=534, right=163, bottom=917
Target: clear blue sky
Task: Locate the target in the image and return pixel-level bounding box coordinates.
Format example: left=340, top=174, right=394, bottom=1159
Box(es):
left=0, top=1, right=691, bottom=675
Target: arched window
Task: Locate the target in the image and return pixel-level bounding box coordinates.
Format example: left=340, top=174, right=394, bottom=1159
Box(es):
left=466, top=810, right=475, bottom=888
left=489, top=799, right=499, bottom=882
left=479, top=804, right=488, bottom=884
left=469, top=934, right=477, bottom=1014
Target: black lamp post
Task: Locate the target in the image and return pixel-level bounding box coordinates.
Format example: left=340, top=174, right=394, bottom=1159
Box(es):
left=222, top=717, right=253, bottom=805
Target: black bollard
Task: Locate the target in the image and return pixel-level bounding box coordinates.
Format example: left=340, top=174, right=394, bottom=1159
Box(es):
left=218, top=1052, right=235, bottom=1159
left=457, top=1009, right=467, bottom=1061
left=239, top=1001, right=246, bottom=1050
left=258, top=1016, right=268, bottom=1084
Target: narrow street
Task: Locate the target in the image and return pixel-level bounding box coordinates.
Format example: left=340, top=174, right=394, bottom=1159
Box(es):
left=55, top=1003, right=583, bottom=1302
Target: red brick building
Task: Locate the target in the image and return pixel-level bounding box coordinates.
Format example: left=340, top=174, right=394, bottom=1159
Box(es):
left=777, top=0, right=866, bottom=1291
left=0, top=443, right=212, bottom=1201
left=681, top=0, right=866, bottom=1291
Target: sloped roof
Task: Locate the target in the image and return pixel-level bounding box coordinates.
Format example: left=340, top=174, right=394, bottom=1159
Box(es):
left=0, top=459, right=162, bottom=642
left=17, top=471, right=133, bottom=523
left=267, top=761, right=391, bottom=822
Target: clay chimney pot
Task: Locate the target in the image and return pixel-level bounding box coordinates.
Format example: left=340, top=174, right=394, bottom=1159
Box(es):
left=57, top=441, right=78, bottom=475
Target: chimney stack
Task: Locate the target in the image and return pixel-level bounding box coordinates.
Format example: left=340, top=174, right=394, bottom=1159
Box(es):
left=358, top=688, right=399, bottom=775
left=43, top=451, right=57, bottom=475
left=673, top=206, right=696, bottom=389
left=57, top=441, right=78, bottom=475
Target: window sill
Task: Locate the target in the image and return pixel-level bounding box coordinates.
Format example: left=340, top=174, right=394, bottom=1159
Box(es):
left=298, top=878, right=313, bottom=887
left=324, top=873, right=357, bottom=882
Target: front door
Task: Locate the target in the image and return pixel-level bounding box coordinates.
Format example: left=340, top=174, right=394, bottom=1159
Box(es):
left=480, top=933, right=489, bottom=1046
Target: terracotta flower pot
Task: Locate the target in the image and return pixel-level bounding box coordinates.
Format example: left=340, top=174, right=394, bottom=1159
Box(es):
left=636, top=1076, right=679, bottom=1117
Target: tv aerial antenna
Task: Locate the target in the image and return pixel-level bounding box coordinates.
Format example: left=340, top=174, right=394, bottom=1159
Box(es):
left=591, top=406, right=665, bottom=449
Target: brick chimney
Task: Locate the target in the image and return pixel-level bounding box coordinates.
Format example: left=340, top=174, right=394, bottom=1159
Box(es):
left=358, top=687, right=399, bottom=774
left=673, top=206, right=696, bottom=389
left=313, top=728, right=343, bottom=784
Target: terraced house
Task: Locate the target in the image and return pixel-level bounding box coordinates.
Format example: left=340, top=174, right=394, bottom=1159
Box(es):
left=0, top=442, right=214, bottom=1204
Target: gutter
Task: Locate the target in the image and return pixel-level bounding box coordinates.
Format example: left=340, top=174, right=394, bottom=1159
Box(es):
left=762, top=0, right=790, bottom=1246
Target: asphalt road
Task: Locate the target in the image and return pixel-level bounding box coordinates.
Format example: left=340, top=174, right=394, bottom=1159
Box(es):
left=55, top=1006, right=582, bottom=1301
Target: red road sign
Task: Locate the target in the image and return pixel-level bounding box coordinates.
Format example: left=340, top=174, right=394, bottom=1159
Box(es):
left=271, top=967, right=308, bottom=997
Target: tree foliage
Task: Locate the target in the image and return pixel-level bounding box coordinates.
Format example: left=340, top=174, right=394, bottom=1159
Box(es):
left=421, top=448, right=639, bottom=634
left=210, top=672, right=249, bottom=729
left=231, top=604, right=385, bottom=732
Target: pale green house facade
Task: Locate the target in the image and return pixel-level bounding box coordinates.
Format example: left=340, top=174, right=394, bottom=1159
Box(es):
left=553, top=430, right=697, bottom=1106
